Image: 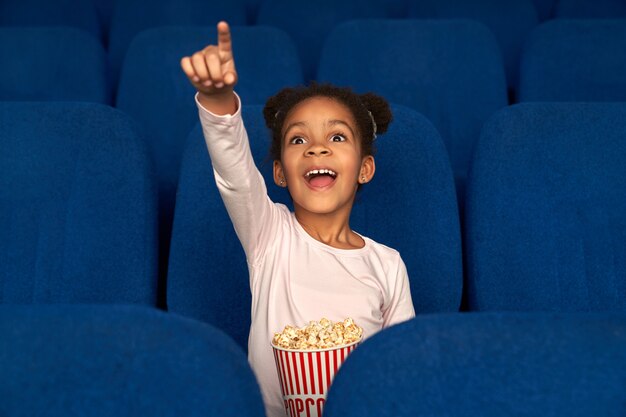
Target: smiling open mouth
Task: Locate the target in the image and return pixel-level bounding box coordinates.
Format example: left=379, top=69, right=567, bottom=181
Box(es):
left=304, top=168, right=337, bottom=188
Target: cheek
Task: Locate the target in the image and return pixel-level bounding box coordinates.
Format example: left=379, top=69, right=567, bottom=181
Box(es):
left=344, top=151, right=363, bottom=174
left=279, top=155, right=297, bottom=179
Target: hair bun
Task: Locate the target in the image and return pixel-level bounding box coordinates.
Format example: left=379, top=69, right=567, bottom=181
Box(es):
left=359, top=92, right=392, bottom=135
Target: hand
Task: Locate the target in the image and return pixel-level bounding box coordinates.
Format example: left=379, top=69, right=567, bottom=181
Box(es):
left=180, top=21, right=238, bottom=98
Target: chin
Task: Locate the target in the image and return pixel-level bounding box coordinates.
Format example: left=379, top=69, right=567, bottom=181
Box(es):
left=300, top=203, right=338, bottom=215
left=291, top=196, right=333, bottom=214
left=298, top=196, right=355, bottom=216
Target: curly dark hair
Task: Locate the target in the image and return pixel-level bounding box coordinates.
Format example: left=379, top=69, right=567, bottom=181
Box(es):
left=263, top=82, right=393, bottom=161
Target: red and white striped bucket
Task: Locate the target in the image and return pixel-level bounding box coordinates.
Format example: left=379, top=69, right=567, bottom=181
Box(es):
left=271, top=339, right=360, bottom=417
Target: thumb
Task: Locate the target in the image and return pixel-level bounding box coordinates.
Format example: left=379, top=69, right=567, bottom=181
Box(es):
left=224, top=71, right=237, bottom=86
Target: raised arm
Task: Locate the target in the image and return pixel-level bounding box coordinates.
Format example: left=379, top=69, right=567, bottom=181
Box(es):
left=179, top=22, right=280, bottom=266
left=180, top=21, right=238, bottom=115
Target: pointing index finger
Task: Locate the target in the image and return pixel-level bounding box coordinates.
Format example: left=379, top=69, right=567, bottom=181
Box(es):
left=217, top=21, right=232, bottom=53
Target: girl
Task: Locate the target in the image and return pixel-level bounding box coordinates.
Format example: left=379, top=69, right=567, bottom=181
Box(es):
left=181, top=21, right=415, bottom=417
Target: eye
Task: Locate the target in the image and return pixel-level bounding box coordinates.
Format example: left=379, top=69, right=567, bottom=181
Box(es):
left=330, top=134, right=346, bottom=142
left=290, top=136, right=307, bottom=145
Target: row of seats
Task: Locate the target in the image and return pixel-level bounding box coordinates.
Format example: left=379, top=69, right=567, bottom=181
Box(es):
left=3, top=19, right=625, bottom=235
left=2, top=0, right=625, bottom=82
left=4, top=0, right=624, bottom=34
left=2, top=305, right=625, bottom=416
left=3, top=100, right=624, bottom=351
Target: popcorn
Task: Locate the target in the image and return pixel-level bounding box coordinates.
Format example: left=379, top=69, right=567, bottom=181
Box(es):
left=272, top=318, right=363, bottom=350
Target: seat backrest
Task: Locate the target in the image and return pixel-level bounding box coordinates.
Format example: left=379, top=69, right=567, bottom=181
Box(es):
left=0, top=27, right=109, bottom=103
left=108, top=0, right=246, bottom=87
left=554, top=0, right=626, bottom=18
left=519, top=20, right=626, bottom=102
left=465, top=103, right=626, bottom=311
left=257, top=0, right=394, bottom=81
left=168, top=103, right=463, bottom=350
left=0, top=304, right=265, bottom=417
left=407, top=0, right=538, bottom=97
left=0, top=0, right=101, bottom=40
left=116, top=25, right=303, bottom=264
left=318, top=19, right=507, bottom=189
left=0, top=102, right=158, bottom=304
left=351, top=104, right=463, bottom=313
left=324, top=312, right=626, bottom=417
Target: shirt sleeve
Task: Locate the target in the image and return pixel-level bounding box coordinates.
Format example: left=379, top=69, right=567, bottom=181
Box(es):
left=382, top=255, right=416, bottom=328
left=196, top=92, right=280, bottom=267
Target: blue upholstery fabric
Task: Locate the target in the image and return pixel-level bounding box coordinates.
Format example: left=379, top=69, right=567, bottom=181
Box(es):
left=0, top=27, right=109, bottom=103
left=0, top=102, right=158, bottom=304
left=324, top=312, right=626, bottom=417
left=168, top=104, right=463, bottom=351
left=465, top=103, right=626, bottom=311
left=257, top=0, right=394, bottom=81
left=318, top=19, right=507, bottom=192
left=0, top=0, right=101, bottom=40
left=108, top=0, right=246, bottom=87
left=407, top=0, right=538, bottom=96
left=519, top=20, right=626, bottom=102
left=0, top=304, right=265, bottom=417
left=116, top=26, right=303, bottom=284
left=555, top=0, right=626, bottom=18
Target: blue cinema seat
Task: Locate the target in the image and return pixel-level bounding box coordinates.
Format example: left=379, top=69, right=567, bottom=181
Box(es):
left=0, top=0, right=101, bottom=40
left=0, top=304, right=265, bottom=417
left=519, top=20, right=626, bottom=102
left=465, top=103, right=626, bottom=311
left=108, top=0, right=246, bottom=88
left=0, top=102, right=158, bottom=304
left=407, top=0, right=539, bottom=99
left=554, top=0, right=626, bottom=18
left=323, top=312, right=626, bottom=417
left=256, top=0, right=395, bottom=81
left=167, top=104, right=463, bottom=350
left=0, top=27, right=109, bottom=103
left=318, top=19, right=508, bottom=202
left=116, top=25, right=303, bottom=283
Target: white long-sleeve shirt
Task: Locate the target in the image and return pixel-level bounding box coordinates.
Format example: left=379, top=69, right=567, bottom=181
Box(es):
left=196, top=93, right=415, bottom=417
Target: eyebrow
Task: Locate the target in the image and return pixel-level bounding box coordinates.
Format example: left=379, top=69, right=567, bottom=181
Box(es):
left=327, top=119, right=356, bottom=137
left=283, top=121, right=308, bottom=138
left=283, top=119, right=356, bottom=139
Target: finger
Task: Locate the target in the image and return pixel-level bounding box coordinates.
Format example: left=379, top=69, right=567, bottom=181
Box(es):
left=180, top=57, right=200, bottom=83
left=205, top=51, right=224, bottom=87
left=191, top=52, right=209, bottom=83
left=217, top=21, right=232, bottom=54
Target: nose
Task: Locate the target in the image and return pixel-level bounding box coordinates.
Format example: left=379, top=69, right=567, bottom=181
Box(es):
left=305, top=142, right=331, bottom=157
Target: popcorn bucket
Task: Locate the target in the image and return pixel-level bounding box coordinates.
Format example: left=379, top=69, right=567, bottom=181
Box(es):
left=271, top=339, right=361, bottom=417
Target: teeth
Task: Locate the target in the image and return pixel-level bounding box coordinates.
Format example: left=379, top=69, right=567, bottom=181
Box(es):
left=305, top=169, right=337, bottom=177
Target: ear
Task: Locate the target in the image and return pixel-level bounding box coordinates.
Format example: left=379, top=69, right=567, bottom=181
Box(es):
left=273, top=160, right=287, bottom=187
left=359, top=155, right=375, bottom=184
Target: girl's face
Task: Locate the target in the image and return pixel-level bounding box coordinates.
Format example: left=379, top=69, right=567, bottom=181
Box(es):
left=273, top=97, right=375, bottom=216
